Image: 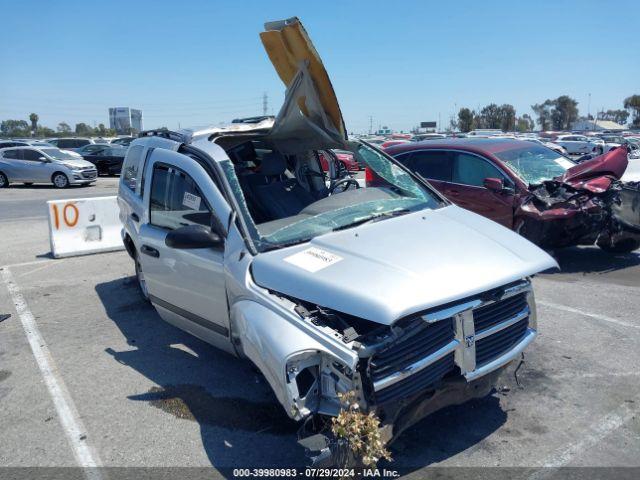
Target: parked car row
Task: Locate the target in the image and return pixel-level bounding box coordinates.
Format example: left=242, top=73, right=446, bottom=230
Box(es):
left=0, top=135, right=132, bottom=186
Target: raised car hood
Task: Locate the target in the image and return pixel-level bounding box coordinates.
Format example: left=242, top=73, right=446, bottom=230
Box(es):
left=260, top=17, right=347, bottom=154
left=251, top=206, right=557, bottom=325
left=560, top=147, right=628, bottom=185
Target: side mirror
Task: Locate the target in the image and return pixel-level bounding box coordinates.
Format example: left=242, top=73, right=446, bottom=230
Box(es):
left=334, top=159, right=347, bottom=179
left=483, top=177, right=504, bottom=192
left=38, top=157, right=50, bottom=162
left=165, top=224, right=223, bottom=249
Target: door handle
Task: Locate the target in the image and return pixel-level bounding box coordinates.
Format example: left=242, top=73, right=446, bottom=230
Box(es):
left=140, top=245, right=159, bottom=258
left=131, top=213, right=140, bottom=222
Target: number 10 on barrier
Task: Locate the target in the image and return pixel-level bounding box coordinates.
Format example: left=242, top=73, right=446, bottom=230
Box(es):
left=51, top=202, right=79, bottom=229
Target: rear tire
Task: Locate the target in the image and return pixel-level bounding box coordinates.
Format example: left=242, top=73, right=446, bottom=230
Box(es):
left=52, top=172, right=69, bottom=188
left=0, top=172, right=8, bottom=188
left=135, top=256, right=150, bottom=301
left=597, top=238, right=640, bottom=254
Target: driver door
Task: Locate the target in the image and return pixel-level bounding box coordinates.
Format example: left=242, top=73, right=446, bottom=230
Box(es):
left=137, top=148, right=233, bottom=350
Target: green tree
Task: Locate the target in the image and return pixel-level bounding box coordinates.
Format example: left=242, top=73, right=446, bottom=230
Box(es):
left=477, top=103, right=502, bottom=129
left=624, top=95, right=640, bottom=127
left=1, top=119, right=30, bottom=137
left=532, top=100, right=554, bottom=131
left=516, top=114, right=534, bottom=132
left=57, top=122, right=72, bottom=133
left=36, top=126, right=56, bottom=137
left=75, top=123, right=94, bottom=136
left=499, top=104, right=516, bottom=132
left=457, top=107, right=474, bottom=132
left=29, top=113, right=39, bottom=133
left=551, top=95, right=579, bottom=130
left=598, top=109, right=629, bottom=125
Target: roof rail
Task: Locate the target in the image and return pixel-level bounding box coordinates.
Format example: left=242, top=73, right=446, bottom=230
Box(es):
left=138, top=129, right=188, bottom=143
left=231, top=115, right=274, bottom=124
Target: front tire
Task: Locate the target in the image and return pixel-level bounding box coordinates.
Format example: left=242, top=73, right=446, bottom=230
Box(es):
left=52, top=172, right=70, bottom=188
left=0, top=172, right=8, bottom=188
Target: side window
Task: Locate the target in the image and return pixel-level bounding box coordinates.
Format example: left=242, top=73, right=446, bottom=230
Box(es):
left=121, top=145, right=144, bottom=193
left=57, top=139, right=71, bottom=149
left=2, top=149, right=21, bottom=160
left=452, top=153, right=504, bottom=187
left=407, top=151, right=453, bottom=182
left=21, top=149, right=44, bottom=161
left=149, top=164, right=212, bottom=230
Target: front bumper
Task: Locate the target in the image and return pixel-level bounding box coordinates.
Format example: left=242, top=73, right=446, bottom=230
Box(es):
left=70, top=169, right=98, bottom=183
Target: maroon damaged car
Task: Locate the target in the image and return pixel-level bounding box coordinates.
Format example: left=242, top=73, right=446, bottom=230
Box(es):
left=385, top=138, right=640, bottom=253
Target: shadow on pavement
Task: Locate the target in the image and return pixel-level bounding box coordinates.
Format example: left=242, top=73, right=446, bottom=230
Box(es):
left=541, top=246, right=640, bottom=286
left=96, top=275, right=508, bottom=473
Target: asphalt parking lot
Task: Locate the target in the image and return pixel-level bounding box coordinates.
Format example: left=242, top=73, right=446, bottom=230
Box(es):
left=0, top=177, right=639, bottom=477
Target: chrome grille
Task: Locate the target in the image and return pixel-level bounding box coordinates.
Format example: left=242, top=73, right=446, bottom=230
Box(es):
left=476, top=318, right=529, bottom=367
left=370, top=318, right=454, bottom=382
left=474, top=292, right=528, bottom=333
left=375, top=353, right=455, bottom=404
left=369, top=281, right=535, bottom=402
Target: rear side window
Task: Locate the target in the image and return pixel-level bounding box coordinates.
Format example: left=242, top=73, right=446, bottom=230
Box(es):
left=405, top=150, right=453, bottom=182
left=121, top=145, right=144, bottom=193
left=149, top=164, right=212, bottom=230
left=452, top=153, right=504, bottom=187
left=1, top=149, right=21, bottom=159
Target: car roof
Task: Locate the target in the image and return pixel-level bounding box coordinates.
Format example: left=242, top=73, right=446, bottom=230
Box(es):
left=385, top=137, right=540, bottom=156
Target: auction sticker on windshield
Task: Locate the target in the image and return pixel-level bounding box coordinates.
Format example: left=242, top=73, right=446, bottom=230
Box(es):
left=284, top=247, right=343, bottom=272
left=555, top=157, right=575, bottom=169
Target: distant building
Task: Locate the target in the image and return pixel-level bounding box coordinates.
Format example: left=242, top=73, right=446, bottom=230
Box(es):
left=572, top=119, right=625, bottom=132
left=109, top=107, right=143, bottom=135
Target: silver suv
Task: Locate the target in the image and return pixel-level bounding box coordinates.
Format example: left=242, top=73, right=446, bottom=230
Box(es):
left=0, top=146, right=97, bottom=188
left=117, top=17, right=556, bottom=461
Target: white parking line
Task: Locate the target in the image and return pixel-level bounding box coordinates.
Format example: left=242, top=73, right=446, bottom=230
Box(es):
left=538, top=301, right=639, bottom=330
left=529, top=402, right=636, bottom=478
left=0, top=258, right=56, bottom=269
left=0, top=266, right=103, bottom=479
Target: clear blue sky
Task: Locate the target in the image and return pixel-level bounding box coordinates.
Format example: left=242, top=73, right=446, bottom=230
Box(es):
left=1, top=0, right=638, bottom=133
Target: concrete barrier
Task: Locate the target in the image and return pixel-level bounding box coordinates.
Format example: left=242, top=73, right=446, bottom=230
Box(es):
left=47, top=196, right=124, bottom=258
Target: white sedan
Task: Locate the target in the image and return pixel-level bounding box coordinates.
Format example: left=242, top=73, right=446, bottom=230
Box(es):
left=555, top=134, right=603, bottom=155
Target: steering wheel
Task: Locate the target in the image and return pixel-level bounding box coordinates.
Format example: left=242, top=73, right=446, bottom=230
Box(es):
left=329, top=177, right=360, bottom=194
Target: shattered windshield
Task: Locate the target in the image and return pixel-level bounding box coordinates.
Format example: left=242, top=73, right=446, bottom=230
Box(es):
left=221, top=141, right=442, bottom=252
left=495, top=145, right=576, bottom=185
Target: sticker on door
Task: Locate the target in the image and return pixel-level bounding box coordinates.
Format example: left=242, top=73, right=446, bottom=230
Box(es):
left=183, top=192, right=201, bottom=210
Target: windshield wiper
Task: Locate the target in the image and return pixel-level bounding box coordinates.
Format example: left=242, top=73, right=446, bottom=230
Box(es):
left=331, top=209, right=413, bottom=232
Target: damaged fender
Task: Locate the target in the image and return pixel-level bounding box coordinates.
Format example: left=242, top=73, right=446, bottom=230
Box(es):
left=230, top=299, right=358, bottom=420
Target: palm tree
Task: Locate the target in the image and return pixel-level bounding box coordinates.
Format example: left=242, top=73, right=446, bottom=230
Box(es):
left=29, top=113, right=39, bottom=133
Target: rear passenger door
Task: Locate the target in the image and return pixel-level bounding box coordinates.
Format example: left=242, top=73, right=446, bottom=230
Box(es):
left=137, top=149, right=232, bottom=349
left=396, top=150, right=453, bottom=195
left=445, top=152, right=515, bottom=228
left=0, top=149, right=24, bottom=181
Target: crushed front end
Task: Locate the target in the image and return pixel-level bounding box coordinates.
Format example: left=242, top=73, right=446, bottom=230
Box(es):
left=515, top=148, right=640, bottom=251
left=296, top=279, right=538, bottom=464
